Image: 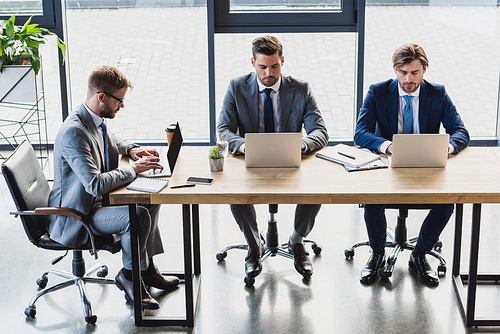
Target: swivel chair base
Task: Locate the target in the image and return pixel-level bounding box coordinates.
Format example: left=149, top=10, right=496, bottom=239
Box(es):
left=216, top=205, right=322, bottom=287
left=25, top=250, right=115, bottom=325
left=344, top=207, right=446, bottom=280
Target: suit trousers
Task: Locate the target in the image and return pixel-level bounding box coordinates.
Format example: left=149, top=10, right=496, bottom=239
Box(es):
left=88, top=204, right=164, bottom=271
left=363, top=204, right=454, bottom=253
left=230, top=204, right=322, bottom=249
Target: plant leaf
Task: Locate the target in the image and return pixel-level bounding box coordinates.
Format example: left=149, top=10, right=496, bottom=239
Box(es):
left=5, top=16, right=14, bottom=37
left=56, top=37, right=67, bottom=62
left=30, top=56, right=40, bottom=75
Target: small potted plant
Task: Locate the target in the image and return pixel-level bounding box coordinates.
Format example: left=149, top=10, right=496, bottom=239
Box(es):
left=209, top=146, right=224, bottom=172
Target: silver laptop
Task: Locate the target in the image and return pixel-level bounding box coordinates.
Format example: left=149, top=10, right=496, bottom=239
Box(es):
left=389, top=134, right=449, bottom=168
left=136, top=122, right=183, bottom=177
left=245, top=133, right=302, bottom=168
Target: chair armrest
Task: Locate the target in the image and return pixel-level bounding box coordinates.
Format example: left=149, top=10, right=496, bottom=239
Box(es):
left=12, top=207, right=99, bottom=260
left=34, top=207, right=84, bottom=221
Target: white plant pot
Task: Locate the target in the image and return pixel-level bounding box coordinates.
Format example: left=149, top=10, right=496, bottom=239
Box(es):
left=210, top=158, right=224, bottom=172
left=0, top=65, right=40, bottom=103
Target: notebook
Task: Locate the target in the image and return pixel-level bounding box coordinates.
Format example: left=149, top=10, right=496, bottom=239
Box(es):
left=316, top=144, right=381, bottom=168
left=137, top=122, right=183, bottom=177
left=244, top=133, right=302, bottom=168
left=389, top=134, right=449, bottom=168
left=127, top=177, right=169, bottom=193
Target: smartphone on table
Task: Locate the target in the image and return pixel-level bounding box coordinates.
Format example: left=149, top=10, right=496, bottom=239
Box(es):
left=186, top=176, right=214, bottom=185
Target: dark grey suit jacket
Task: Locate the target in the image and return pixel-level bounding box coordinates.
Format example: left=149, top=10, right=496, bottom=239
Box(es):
left=217, top=72, right=328, bottom=155
left=48, top=103, right=137, bottom=247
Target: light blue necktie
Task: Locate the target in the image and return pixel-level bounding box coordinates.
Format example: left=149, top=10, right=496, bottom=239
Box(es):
left=99, top=121, right=110, bottom=172
left=263, top=88, right=275, bottom=133
left=403, top=95, right=414, bottom=134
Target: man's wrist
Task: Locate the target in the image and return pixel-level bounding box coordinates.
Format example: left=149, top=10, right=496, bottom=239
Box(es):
left=126, top=144, right=140, bottom=156
left=301, top=140, right=308, bottom=153
left=379, top=141, right=392, bottom=154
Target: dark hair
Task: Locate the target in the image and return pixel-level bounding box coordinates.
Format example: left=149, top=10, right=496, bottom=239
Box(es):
left=392, top=43, right=429, bottom=71
left=252, top=35, right=283, bottom=59
left=87, top=65, right=133, bottom=98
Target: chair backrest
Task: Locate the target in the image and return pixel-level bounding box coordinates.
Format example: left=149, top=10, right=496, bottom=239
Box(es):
left=2, top=141, right=51, bottom=244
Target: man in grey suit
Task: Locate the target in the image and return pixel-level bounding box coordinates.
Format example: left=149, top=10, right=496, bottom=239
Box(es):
left=49, top=66, right=178, bottom=310
left=217, top=36, right=328, bottom=279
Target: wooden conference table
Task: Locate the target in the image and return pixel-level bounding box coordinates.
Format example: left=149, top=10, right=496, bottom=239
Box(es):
left=110, top=146, right=500, bottom=327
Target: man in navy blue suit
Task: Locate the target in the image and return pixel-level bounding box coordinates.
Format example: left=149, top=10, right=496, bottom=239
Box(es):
left=354, top=43, right=470, bottom=286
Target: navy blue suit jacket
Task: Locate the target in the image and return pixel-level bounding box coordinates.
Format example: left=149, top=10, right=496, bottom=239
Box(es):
left=354, top=79, right=469, bottom=153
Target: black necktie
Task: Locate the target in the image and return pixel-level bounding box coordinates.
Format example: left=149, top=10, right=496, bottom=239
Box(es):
left=99, top=121, right=110, bottom=172
left=263, top=88, right=274, bottom=133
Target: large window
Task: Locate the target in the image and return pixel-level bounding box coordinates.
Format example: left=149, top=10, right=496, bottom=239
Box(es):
left=12, top=1, right=500, bottom=144
left=214, top=33, right=357, bottom=140
left=0, top=0, right=42, bottom=13
left=0, top=0, right=56, bottom=27
left=64, top=6, right=210, bottom=143
left=363, top=2, right=500, bottom=138
left=229, top=0, right=342, bottom=11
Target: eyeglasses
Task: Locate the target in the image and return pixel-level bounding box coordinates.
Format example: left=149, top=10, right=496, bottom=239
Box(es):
left=97, top=91, right=124, bottom=104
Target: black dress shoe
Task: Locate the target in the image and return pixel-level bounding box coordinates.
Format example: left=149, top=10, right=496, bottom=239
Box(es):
left=360, top=253, right=386, bottom=284
left=115, top=268, right=160, bottom=310
left=409, top=253, right=439, bottom=286
left=143, top=267, right=180, bottom=291
left=245, top=245, right=263, bottom=278
left=288, top=239, right=313, bottom=278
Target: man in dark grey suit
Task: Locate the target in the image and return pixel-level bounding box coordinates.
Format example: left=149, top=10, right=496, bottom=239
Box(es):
left=217, top=36, right=328, bottom=279
left=49, top=66, right=178, bottom=310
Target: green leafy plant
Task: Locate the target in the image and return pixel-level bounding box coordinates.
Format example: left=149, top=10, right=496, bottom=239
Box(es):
left=0, top=15, right=66, bottom=75
left=208, top=146, right=224, bottom=160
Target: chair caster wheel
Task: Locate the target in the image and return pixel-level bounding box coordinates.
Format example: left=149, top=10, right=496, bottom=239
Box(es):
left=85, top=315, right=97, bottom=324
left=312, top=244, right=322, bottom=255
left=24, top=306, right=36, bottom=318
left=438, top=264, right=446, bottom=276
left=380, top=271, right=391, bottom=280
left=301, top=272, right=312, bottom=280
left=244, top=276, right=255, bottom=287
left=97, top=265, right=108, bottom=277
left=36, top=277, right=48, bottom=289
left=344, top=249, right=354, bottom=259
left=434, top=241, right=443, bottom=251
left=216, top=252, right=227, bottom=262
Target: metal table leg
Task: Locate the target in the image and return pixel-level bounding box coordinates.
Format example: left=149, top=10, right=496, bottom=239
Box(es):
left=129, top=203, right=201, bottom=327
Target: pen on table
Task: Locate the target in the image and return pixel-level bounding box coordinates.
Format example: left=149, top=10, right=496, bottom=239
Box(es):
left=337, top=151, right=356, bottom=160
left=170, top=184, right=196, bottom=189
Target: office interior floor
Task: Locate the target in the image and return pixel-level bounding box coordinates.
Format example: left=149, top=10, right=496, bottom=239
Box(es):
left=2, top=174, right=500, bottom=334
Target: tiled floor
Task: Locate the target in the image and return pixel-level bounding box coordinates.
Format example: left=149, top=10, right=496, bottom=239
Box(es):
left=2, top=167, right=500, bottom=333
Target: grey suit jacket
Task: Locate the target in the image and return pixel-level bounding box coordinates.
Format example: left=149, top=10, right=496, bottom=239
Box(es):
left=48, top=103, right=137, bottom=247
left=217, top=73, right=329, bottom=155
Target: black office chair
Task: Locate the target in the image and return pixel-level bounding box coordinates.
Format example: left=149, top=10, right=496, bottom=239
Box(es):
left=2, top=141, right=121, bottom=325
left=344, top=204, right=446, bottom=280
left=216, top=204, right=322, bottom=286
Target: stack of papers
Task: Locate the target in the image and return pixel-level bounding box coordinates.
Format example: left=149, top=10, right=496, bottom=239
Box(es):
left=316, top=144, right=387, bottom=172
